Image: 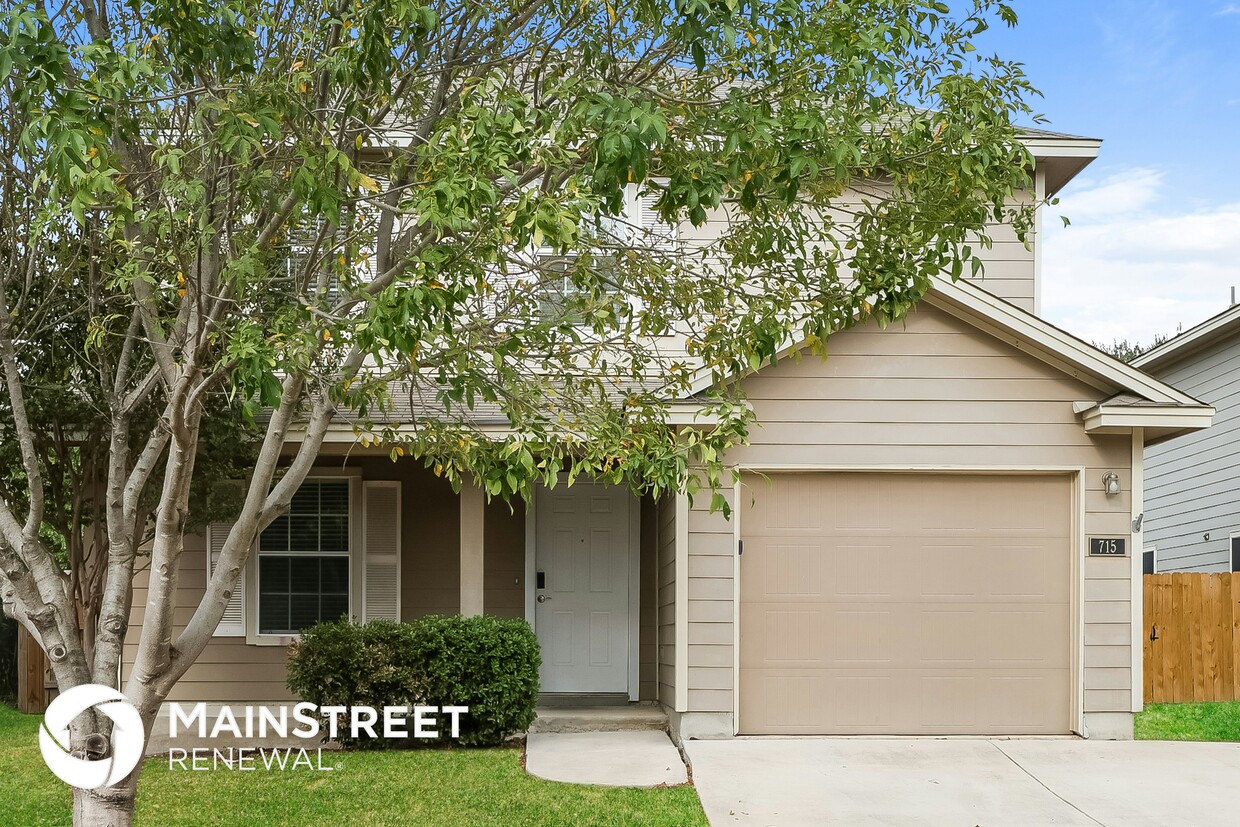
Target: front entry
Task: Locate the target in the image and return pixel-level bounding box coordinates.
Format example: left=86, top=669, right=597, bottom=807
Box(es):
left=534, top=482, right=633, bottom=694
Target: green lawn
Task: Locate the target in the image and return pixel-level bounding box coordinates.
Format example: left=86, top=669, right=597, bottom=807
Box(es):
left=1136, top=702, right=1240, bottom=742
left=0, top=706, right=706, bottom=826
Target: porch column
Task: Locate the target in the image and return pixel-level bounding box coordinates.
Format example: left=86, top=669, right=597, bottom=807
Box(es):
left=459, top=481, right=485, bottom=616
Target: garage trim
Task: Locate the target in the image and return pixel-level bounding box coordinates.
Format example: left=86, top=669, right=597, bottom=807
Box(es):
left=730, top=464, right=1085, bottom=736
left=1130, top=429, right=1143, bottom=713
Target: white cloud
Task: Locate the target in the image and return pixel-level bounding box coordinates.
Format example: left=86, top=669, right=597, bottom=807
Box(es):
left=1048, top=167, right=1161, bottom=221
left=1041, top=167, right=1240, bottom=346
left=1216, top=3, right=1240, bottom=15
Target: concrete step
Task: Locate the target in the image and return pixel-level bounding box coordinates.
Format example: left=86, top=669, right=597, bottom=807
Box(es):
left=528, top=704, right=669, bottom=734
left=538, top=692, right=629, bottom=708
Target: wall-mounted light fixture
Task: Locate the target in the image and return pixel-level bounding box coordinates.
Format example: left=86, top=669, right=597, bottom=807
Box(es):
left=1102, top=472, right=1121, bottom=496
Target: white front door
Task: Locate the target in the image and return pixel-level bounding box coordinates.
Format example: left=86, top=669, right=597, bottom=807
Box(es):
left=534, top=482, right=632, bottom=693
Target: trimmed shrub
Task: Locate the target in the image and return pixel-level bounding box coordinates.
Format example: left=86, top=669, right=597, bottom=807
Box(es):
left=285, top=619, right=416, bottom=715
left=287, top=615, right=540, bottom=747
left=403, top=614, right=541, bottom=746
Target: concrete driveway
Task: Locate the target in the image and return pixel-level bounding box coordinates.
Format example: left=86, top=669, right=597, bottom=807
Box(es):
left=685, top=738, right=1240, bottom=826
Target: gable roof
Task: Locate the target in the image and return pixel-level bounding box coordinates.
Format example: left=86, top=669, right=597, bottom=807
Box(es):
left=293, top=275, right=1212, bottom=446
left=924, top=276, right=1201, bottom=407
left=873, top=119, right=1099, bottom=197
left=365, top=118, right=1100, bottom=198
left=1133, top=302, right=1240, bottom=373
left=1016, top=127, right=1100, bottom=197
left=1017, top=125, right=1102, bottom=141
left=688, top=275, right=1212, bottom=444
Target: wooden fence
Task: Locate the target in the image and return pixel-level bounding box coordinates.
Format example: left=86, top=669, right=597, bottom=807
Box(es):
left=1144, top=572, right=1240, bottom=704
left=16, top=627, right=52, bottom=713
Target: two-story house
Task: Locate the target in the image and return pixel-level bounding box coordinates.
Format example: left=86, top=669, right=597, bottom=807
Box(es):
left=123, top=128, right=1213, bottom=743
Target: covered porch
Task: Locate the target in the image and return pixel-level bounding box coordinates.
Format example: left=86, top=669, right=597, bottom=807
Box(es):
left=129, top=451, right=669, bottom=709
left=330, top=452, right=663, bottom=705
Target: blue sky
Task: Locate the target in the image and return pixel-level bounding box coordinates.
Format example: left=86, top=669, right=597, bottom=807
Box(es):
left=972, top=1, right=1240, bottom=345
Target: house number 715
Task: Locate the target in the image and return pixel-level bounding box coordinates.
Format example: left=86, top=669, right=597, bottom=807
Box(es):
left=1089, top=538, right=1126, bottom=556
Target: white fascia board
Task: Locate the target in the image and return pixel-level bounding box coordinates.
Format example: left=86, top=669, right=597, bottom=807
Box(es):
left=285, top=423, right=522, bottom=444
left=1133, top=303, right=1240, bottom=370
left=925, top=276, right=1203, bottom=406
left=683, top=276, right=1201, bottom=407
left=1022, top=137, right=1102, bottom=159
left=302, top=424, right=519, bottom=443
left=1079, top=404, right=1215, bottom=433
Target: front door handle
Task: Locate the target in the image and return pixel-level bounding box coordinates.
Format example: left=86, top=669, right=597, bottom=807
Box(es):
left=537, top=595, right=550, bottom=603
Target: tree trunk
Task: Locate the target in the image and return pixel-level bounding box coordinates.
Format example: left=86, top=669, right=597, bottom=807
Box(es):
left=73, top=781, right=137, bottom=827
left=62, top=707, right=142, bottom=827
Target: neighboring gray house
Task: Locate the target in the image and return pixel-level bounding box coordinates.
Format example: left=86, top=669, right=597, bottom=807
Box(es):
left=1136, top=303, right=1240, bottom=573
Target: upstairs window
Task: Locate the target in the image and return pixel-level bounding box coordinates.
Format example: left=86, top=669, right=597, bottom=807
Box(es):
left=534, top=253, right=622, bottom=321
left=532, top=185, right=676, bottom=323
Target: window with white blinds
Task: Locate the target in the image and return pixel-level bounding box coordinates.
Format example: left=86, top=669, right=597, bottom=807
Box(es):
left=257, top=479, right=351, bottom=635
left=207, top=476, right=403, bottom=640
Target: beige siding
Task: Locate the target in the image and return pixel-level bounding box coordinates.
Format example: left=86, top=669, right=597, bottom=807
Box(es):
left=686, top=492, right=733, bottom=712
left=124, top=458, right=663, bottom=704
left=124, top=534, right=293, bottom=703
left=677, top=186, right=1038, bottom=313
left=125, top=458, right=468, bottom=703
left=657, top=494, right=677, bottom=705
left=483, top=499, right=524, bottom=619
left=639, top=495, right=658, bottom=701
left=682, top=302, right=1134, bottom=717
left=963, top=197, right=1038, bottom=313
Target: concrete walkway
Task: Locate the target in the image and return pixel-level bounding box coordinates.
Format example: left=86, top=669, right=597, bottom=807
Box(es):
left=526, top=731, right=689, bottom=787
left=686, top=737, right=1240, bottom=826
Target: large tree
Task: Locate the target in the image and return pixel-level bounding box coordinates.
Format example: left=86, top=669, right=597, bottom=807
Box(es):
left=1, top=0, right=1037, bottom=823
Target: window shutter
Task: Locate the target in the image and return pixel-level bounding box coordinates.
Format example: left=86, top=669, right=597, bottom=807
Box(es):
left=206, top=522, right=246, bottom=637
left=363, top=482, right=401, bottom=621
left=637, top=186, right=678, bottom=249
left=592, top=186, right=638, bottom=246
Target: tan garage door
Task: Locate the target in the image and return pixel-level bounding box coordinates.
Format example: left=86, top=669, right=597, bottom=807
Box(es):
left=739, top=472, right=1072, bottom=735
